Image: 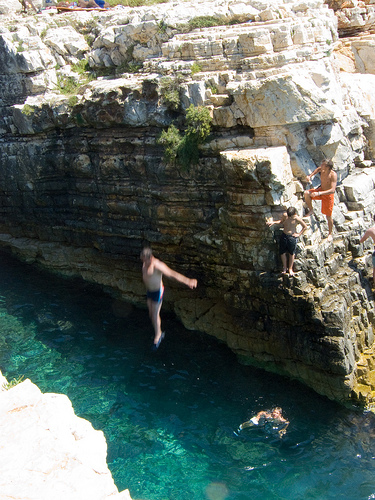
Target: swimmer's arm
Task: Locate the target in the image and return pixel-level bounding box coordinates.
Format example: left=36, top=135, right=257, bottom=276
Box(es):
left=154, top=259, right=197, bottom=289
left=256, top=411, right=270, bottom=419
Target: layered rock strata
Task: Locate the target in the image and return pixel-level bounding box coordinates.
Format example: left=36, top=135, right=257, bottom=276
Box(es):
left=1, top=0, right=375, bottom=405
left=0, top=373, right=132, bottom=500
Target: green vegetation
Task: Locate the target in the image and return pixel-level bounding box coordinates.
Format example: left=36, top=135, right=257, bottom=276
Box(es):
left=72, top=59, right=91, bottom=75
left=158, top=124, right=182, bottom=164
left=68, top=95, right=79, bottom=107
left=40, top=27, right=48, bottom=39
left=206, top=83, right=218, bottom=94
left=157, top=20, right=168, bottom=34
left=177, top=15, right=239, bottom=34
left=126, top=61, right=143, bottom=73
left=188, top=16, right=223, bottom=30
left=157, top=104, right=212, bottom=169
left=21, top=104, right=36, bottom=116
left=191, top=62, right=202, bottom=76
left=185, top=104, right=212, bottom=143
left=159, top=76, right=183, bottom=111
left=57, top=75, right=82, bottom=95
left=2, top=375, right=25, bottom=390
left=55, top=59, right=94, bottom=96
left=17, top=41, right=25, bottom=52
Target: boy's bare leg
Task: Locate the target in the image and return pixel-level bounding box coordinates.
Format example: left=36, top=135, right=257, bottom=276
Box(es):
left=280, top=253, right=287, bottom=274
left=326, top=215, right=333, bottom=241
left=304, top=191, right=314, bottom=217
left=147, top=299, right=163, bottom=344
left=288, top=253, right=295, bottom=276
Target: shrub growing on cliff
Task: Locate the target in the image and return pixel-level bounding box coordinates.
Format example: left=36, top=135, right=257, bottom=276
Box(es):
left=185, top=104, right=212, bottom=143
left=21, top=104, right=36, bottom=116
left=157, top=104, right=212, bottom=169
left=188, top=16, right=223, bottom=30
left=159, top=76, right=183, bottom=111
left=57, top=75, right=80, bottom=95
left=158, top=124, right=182, bottom=164
left=72, top=59, right=90, bottom=75
left=191, top=62, right=202, bottom=76
left=56, top=63, right=93, bottom=96
left=178, top=15, right=227, bottom=33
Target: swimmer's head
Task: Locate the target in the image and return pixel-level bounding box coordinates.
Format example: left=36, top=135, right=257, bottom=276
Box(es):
left=272, top=407, right=283, bottom=417
left=140, top=247, right=153, bottom=262
left=286, top=207, right=297, bottom=217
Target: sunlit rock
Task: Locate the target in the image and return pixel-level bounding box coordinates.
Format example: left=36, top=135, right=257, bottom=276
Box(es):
left=0, top=376, right=132, bottom=500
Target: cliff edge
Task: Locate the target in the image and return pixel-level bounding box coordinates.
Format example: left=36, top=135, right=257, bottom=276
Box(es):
left=0, top=372, right=132, bottom=500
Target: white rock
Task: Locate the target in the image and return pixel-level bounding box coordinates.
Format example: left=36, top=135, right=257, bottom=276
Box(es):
left=220, top=146, right=294, bottom=205
left=340, top=72, right=375, bottom=156
left=0, top=0, right=20, bottom=14
left=228, top=63, right=343, bottom=128
left=0, top=377, right=132, bottom=500
left=44, top=26, right=89, bottom=59
left=342, top=170, right=375, bottom=202
left=351, top=37, right=375, bottom=74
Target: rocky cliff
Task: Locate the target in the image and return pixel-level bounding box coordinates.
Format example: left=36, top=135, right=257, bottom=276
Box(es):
left=0, top=372, right=132, bottom=499
left=1, top=0, right=375, bottom=405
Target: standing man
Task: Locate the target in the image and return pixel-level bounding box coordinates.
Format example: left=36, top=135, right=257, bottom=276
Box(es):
left=360, top=215, right=375, bottom=284
left=140, top=247, right=197, bottom=351
left=304, top=159, right=337, bottom=241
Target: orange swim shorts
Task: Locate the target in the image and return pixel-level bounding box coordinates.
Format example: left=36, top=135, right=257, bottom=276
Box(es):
left=308, top=188, right=334, bottom=216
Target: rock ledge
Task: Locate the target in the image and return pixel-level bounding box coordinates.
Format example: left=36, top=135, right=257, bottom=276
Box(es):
left=0, top=373, right=132, bottom=500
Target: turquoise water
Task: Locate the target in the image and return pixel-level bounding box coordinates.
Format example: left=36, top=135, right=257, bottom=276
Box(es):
left=0, top=252, right=375, bottom=500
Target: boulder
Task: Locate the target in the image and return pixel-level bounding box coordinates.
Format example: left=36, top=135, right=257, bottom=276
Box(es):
left=0, top=377, right=132, bottom=500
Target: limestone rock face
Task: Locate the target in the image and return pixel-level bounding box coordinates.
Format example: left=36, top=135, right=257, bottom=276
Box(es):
left=1, top=0, right=375, bottom=406
left=0, top=376, right=132, bottom=500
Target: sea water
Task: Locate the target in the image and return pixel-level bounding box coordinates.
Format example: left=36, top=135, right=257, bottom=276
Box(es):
left=0, top=251, right=375, bottom=500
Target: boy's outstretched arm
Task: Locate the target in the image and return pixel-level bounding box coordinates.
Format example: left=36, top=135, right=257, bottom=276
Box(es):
left=154, top=259, right=197, bottom=289
left=266, top=213, right=287, bottom=228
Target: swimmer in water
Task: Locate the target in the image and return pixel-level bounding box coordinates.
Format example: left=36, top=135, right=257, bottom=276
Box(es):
left=238, top=407, right=289, bottom=438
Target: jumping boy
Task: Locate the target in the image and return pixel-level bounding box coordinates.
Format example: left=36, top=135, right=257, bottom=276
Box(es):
left=140, top=247, right=197, bottom=351
left=266, top=207, right=307, bottom=276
